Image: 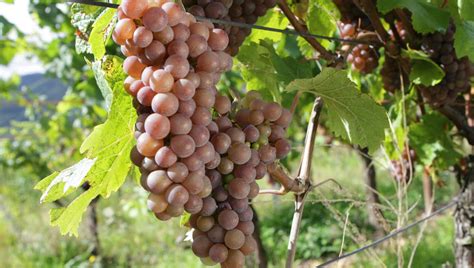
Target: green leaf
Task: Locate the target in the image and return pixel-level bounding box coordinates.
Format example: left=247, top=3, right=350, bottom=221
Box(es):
left=236, top=40, right=313, bottom=101
left=92, top=55, right=126, bottom=111
left=286, top=68, right=389, bottom=152
left=307, top=0, right=340, bottom=48
left=377, top=0, right=450, bottom=34
left=89, top=8, right=116, bottom=60
left=246, top=9, right=289, bottom=43
left=0, top=39, right=18, bottom=65
left=458, top=0, right=474, bottom=21
left=49, top=186, right=101, bottom=237
left=454, top=20, right=474, bottom=60
left=402, top=49, right=445, bottom=86
left=36, top=55, right=136, bottom=236
left=409, top=113, right=461, bottom=168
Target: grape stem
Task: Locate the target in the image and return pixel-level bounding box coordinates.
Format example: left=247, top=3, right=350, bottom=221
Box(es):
left=277, top=0, right=336, bottom=63
left=285, top=97, right=323, bottom=268
left=355, top=0, right=390, bottom=43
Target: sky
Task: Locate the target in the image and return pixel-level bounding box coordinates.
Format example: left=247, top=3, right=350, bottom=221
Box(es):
left=0, top=0, right=55, bottom=78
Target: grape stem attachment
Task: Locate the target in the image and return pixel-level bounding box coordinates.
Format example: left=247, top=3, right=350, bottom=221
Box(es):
left=355, top=0, right=390, bottom=43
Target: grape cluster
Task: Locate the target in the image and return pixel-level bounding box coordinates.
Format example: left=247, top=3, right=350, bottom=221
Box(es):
left=390, top=148, right=415, bottom=183
left=183, top=0, right=277, bottom=56
left=188, top=91, right=291, bottom=266
left=334, top=0, right=379, bottom=74
left=113, top=0, right=291, bottom=266
left=114, top=0, right=232, bottom=219
left=380, top=53, right=408, bottom=93
left=420, top=24, right=473, bottom=107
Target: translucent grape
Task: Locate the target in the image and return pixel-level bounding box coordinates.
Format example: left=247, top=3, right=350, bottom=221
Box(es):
left=165, top=184, right=190, bottom=206
left=146, top=170, right=173, bottom=194
left=143, top=7, right=168, bottom=32
left=155, top=146, right=177, bottom=168
left=151, top=93, right=179, bottom=116
left=136, top=133, right=163, bottom=157
left=147, top=193, right=168, bottom=213
left=218, top=209, right=239, bottom=230
left=169, top=113, right=193, bottom=135
left=170, top=134, right=196, bottom=158
left=144, top=113, right=170, bottom=140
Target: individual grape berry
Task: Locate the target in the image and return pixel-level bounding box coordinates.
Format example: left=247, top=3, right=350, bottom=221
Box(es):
left=218, top=209, right=239, bottom=230
left=224, top=229, right=245, bottom=250
left=147, top=193, right=168, bottom=213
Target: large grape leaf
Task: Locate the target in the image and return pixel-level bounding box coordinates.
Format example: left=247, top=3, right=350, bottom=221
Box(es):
left=286, top=68, right=389, bottom=153
left=236, top=40, right=314, bottom=101
left=35, top=56, right=136, bottom=236
left=89, top=8, right=116, bottom=60
left=409, top=113, right=461, bottom=168
left=306, top=0, right=340, bottom=49
left=377, top=0, right=450, bottom=34
left=401, top=49, right=445, bottom=86
left=454, top=20, right=474, bottom=61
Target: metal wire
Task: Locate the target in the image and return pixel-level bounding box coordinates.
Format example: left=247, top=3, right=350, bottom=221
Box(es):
left=316, top=199, right=457, bottom=267
left=66, top=0, right=372, bottom=45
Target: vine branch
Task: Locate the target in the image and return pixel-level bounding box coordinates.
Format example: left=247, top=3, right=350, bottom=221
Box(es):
left=277, top=0, right=336, bottom=62
left=285, top=97, right=323, bottom=268
left=356, top=0, right=390, bottom=43
left=438, top=105, right=474, bottom=145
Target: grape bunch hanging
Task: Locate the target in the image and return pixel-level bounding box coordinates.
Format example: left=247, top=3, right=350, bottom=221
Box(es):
left=333, top=0, right=379, bottom=74
left=113, top=0, right=291, bottom=266
left=419, top=23, right=473, bottom=107
left=183, top=0, right=277, bottom=55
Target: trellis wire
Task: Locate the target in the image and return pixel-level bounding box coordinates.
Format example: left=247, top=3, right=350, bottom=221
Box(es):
left=317, top=199, right=457, bottom=267
left=66, top=0, right=372, bottom=45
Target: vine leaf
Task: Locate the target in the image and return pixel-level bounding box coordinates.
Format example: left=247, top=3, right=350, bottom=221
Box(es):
left=35, top=56, right=136, bottom=236
left=246, top=9, right=289, bottom=43
left=236, top=40, right=313, bottom=101
left=458, top=0, right=474, bottom=21
left=377, top=0, right=450, bottom=34
left=89, top=8, right=116, bottom=60
left=454, top=20, right=474, bottom=61
left=286, top=68, right=389, bottom=153
left=409, top=113, right=461, bottom=168
left=401, top=49, right=445, bottom=86
left=306, top=0, right=340, bottom=49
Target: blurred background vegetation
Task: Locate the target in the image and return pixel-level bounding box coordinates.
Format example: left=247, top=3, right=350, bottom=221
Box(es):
left=0, top=0, right=460, bottom=267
